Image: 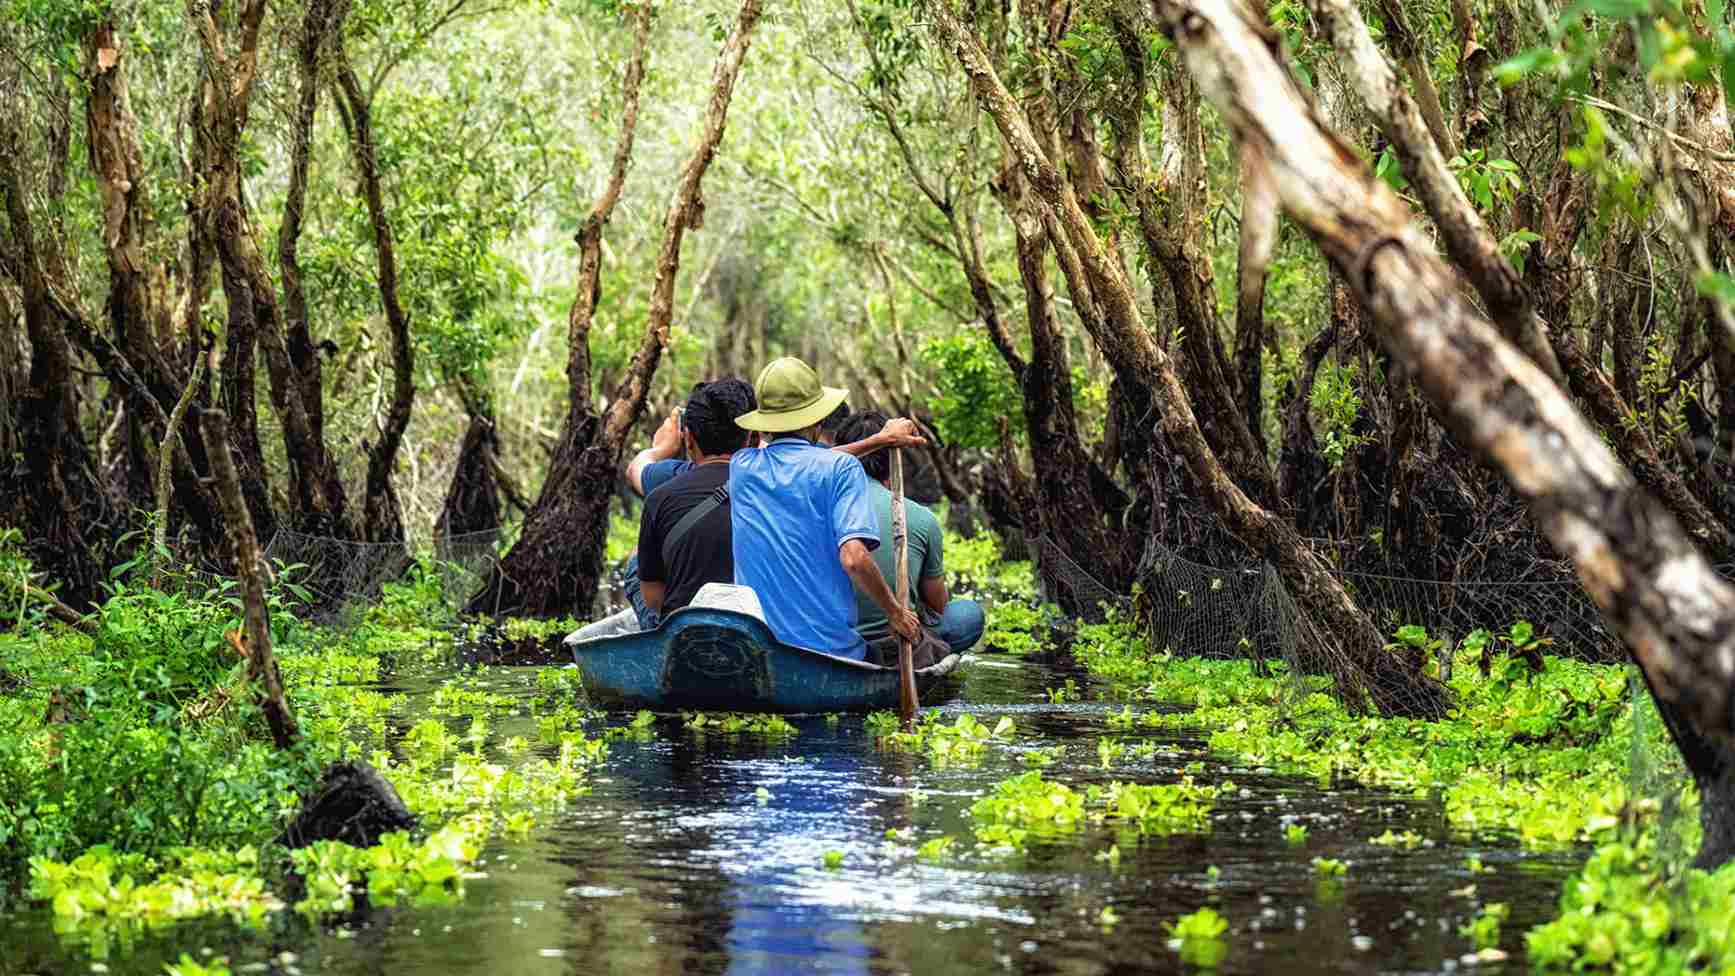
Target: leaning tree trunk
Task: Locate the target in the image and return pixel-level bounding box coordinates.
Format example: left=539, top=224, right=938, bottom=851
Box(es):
left=187, top=0, right=279, bottom=543
left=931, top=0, right=1444, bottom=718
left=1305, top=0, right=1730, bottom=559
left=469, top=0, right=762, bottom=619
left=334, top=46, right=414, bottom=547
left=1155, top=0, right=1735, bottom=866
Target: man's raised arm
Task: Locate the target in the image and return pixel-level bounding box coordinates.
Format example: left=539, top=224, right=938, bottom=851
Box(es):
left=833, top=417, right=926, bottom=457
left=626, top=411, right=683, bottom=497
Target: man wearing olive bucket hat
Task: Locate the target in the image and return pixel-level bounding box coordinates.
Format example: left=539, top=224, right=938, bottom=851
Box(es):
left=730, top=357, right=923, bottom=661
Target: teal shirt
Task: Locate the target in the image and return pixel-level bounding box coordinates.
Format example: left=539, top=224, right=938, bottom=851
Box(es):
left=852, top=481, right=944, bottom=639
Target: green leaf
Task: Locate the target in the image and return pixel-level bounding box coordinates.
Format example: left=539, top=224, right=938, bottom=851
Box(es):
left=1494, top=46, right=1559, bottom=85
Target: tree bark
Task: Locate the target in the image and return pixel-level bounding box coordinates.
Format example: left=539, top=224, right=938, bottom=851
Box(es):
left=472, top=0, right=761, bottom=618
left=931, top=0, right=1443, bottom=717
left=186, top=0, right=279, bottom=542
left=203, top=410, right=298, bottom=750
left=334, top=49, right=415, bottom=546
left=1234, top=153, right=1278, bottom=459
left=1157, top=0, right=1735, bottom=862
left=1307, top=0, right=1729, bottom=555
left=273, top=0, right=353, bottom=537
left=1104, top=14, right=1277, bottom=504
left=998, top=164, right=1134, bottom=606
left=0, top=120, right=109, bottom=608
left=1306, top=0, right=1566, bottom=387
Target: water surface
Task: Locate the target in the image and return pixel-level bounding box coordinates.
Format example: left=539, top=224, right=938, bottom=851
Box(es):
left=0, top=650, right=1578, bottom=974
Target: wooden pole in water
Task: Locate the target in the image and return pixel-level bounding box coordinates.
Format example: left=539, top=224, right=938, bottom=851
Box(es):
left=891, top=448, right=919, bottom=725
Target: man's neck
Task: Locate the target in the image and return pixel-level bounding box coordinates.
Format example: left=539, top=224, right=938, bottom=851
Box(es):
left=691, top=450, right=734, bottom=465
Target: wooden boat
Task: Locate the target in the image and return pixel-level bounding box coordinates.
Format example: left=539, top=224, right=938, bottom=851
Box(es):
left=566, top=606, right=964, bottom=713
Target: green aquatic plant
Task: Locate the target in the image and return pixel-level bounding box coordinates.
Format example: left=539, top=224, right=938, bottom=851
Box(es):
left=1311, top=857, right=1348, bottom=877
left=942, top=527, right=1036, bottom=601
left=1284, top=824, right=1309, bottom=846
left=500, top=616, right=582, bottom=642
left=981, top=601, right=1057, bottom=655
left=1020, top=745, right=1065, bottom=767
left=1045, top=679, right=1081, bottom=703
left=289, top=818, right=483, bottom=913
left=916, top=836, right=955, bottom=862
left=864, top=710, right=902, bottom=736
left=883, top=713, right=1016, bottom=766
left=970, top=771, right=1221, bottom=849
left=682, top=712, right=798, bottom=737
left=1165, top=906, right=1229, bottom=967
left=1525, top=836, right=1735, bottom=972
left=1460, top=902, right=1508, bottom=950
left=971, top=771, right=1087, bottom=848
left=535, top=667, right=583, bottom=695
left=1369, top=829, right=1427, bottom=850
left=1097, top=738, right=1127, bottom=767
left=1077, top=616, right=1653, bottom=851
left=165, top=954, right=233, bottom=976
left=1095, top=844, right=1122, bottom=868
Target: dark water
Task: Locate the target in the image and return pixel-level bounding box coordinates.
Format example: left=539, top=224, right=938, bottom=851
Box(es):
left=1, top=652, right=1581, bottom=975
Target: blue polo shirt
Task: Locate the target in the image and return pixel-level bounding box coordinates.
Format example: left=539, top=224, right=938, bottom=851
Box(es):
left=729, top=437, right=880, bottom=659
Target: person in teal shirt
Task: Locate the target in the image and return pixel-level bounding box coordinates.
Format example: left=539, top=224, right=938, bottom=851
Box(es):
left=731, top=358, right=921, bottom=660
left=837, top=412, right=985, bottom=655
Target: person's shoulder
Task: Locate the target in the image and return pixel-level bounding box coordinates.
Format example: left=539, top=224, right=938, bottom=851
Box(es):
left=641, top=458, right=691, bottom=496
left=908, top=498, right=943, bottom=533
left=821, top=450, right=866, bottom=476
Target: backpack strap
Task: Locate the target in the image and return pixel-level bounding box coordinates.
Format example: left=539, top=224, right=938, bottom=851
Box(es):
left=661, top=484, right=729, bottom=569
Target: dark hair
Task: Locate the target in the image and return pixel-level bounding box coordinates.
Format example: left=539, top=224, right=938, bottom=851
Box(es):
left=837, top=410, right=890, bottom=481
left=683, top=378, right=756, bottom=456
left=819, top=401, right=852, bottom=437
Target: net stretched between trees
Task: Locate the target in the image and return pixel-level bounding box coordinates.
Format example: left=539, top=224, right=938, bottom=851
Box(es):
left=1036, top=531, right=1735, bottom=668
left=261, top=528, right=507, bottom=624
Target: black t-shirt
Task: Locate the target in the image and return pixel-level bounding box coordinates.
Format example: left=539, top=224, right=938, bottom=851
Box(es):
left=637, top=461, right=733, bottom=614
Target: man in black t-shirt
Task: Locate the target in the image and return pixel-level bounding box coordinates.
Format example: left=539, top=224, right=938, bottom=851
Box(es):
left=637, top=378, right=757, bottom=616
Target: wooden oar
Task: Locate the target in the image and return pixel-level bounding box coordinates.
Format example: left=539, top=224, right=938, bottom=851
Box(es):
left=891, top=447, right=920, bottom=725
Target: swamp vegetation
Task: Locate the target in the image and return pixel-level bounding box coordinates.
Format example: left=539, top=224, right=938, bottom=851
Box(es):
left=6, top=0, right=1735, bottom=970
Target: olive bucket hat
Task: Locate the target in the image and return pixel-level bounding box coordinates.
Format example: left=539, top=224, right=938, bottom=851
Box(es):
left=734, top=357, right=849, bottom=433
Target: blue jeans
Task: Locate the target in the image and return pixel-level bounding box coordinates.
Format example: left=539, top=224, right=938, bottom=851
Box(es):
left=929, top=598, right=986, bottom=653
left=620, top=553, right=660, bottom=630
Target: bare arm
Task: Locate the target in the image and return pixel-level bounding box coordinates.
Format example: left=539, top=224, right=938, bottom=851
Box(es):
left=626, top=411, right=683, bottom=497
left=641, top=579, right=667, bottom=614
left=840, top=539, right=919, bottom=642
left=833, top=417, right=927, bottom=457
left=918, top=576, right=948, bottom=615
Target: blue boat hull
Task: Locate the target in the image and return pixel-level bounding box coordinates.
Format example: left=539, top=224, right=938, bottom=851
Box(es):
left=568, top=607, right=964, bottom=713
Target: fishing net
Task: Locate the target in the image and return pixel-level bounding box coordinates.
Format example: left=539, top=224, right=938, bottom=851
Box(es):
left=260, top=528, right=504, bottom=625
left=1039, top=528, right=1735, bottom=665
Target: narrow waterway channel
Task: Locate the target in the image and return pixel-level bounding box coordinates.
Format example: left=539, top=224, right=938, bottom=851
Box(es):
left=2, top=649, right=1583, bottom=974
